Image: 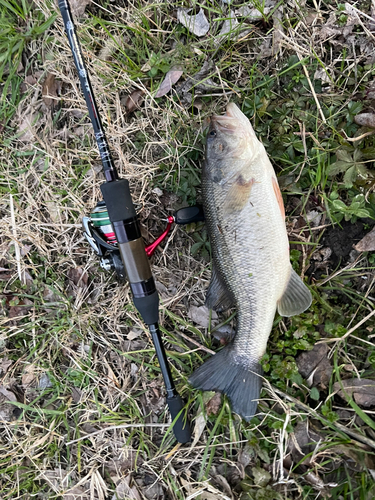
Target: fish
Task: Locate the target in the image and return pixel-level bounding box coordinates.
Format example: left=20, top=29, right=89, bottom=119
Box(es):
left=189, top=102, right=312, bottom=421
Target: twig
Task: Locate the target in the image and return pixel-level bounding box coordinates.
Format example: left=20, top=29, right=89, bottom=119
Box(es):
left=294, top=131, right=323, bottom=148
left=66, top=423, right=170, bottom=445
left=318, top=309, right=375, bottom=344
left=295, top=51, right=326, bottom=124
left=341, top=129, right=375, bottom=142
left=174, top=330, right=215, bottom=355
left=345, top=3, right=375, bottom=24
left=9, top=194, right=24, bottom=285
left=294, top=122, right=307, bottom=183
left=267, top=385, right=375, bottom=450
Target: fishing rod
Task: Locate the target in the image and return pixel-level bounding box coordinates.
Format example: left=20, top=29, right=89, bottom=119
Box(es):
left=58, top=0, right=203, bottom=443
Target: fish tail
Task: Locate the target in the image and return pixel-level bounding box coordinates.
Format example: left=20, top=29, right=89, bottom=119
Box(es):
left=189, top=345, right=263, bottom=421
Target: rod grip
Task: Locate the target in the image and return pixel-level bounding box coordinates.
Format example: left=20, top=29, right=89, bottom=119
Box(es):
left=167, top=395, right=192, bottom=444
left=174, top=205, right=205, bottom=225
left=100, top=180, right=137, bottom=221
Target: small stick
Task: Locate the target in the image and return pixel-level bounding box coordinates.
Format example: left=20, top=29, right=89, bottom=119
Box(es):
left=341, top=129, right=375, bottom=142
left=318, top=309, right=375, bottom=344
left=296, top=52, right=327, bottom=124
left=267, top=385, right=375, bottom=450
left=174, top=330, right=215, bottom=355
left=66, top=423, right=171, bottom=445
left=9, top=194, right=24, bottom=285
left=294, top=131, right=323, bottom=149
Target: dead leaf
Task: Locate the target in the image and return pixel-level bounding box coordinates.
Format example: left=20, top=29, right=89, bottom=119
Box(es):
left=354, top=226, right=375, bottom=252
left=0, top=386, right=17, bottom=421
left=64, top=486, right=89, bottom=500
left=236, top=3, right=273, bottom=19
left=155, top=67, right=183, bottom=98
left=191, top=411, right=207, bottom=448
left=17, top=112, right=35, bottom=142
left=143, top=482, right=164, bottom=500
left=297, top=343, right=333, bottom=389
left=67, top=268, right=89, bottom=298
left=205, top=392, right=222, bottom=416
left=112, top=475, right=141, bottom=500
left=22, top=364, right=36, bottom=388
left=123, top=89, right=145, bottom=113
left=213, top=474, right=233, bottom=496
left=71, top=387, right=82, bottom=403
left=39, top=468, right=71, bottom=492
left=39, top=373, right=53, bottom=390
left=313, top=68, right=331, bottom=85
left=127, top=328, right=142, bottom=341
left=187, top=305, right=218, bottom=328
left=176, top=60, right=219, bottom=104
left=69, top=0, right=91, bottom=18
left=334, top=378, right=375, bottom=407
left=177, top=8, right=210, bottom=37
left=214, top=10, right=240, bottom=45
left=45, top=200, right=60, bottom=222
left=8, top=298, right=33, bottom=321
left=0, top=357, right=12, bottom=375
left=0, top=267, right=13, bottom=280
left=354, top=113, right=375, bottom=128
left=105, top=450, right=143, bottom=475
left=42, top=73, right=60, bottom=109
left=288, top=421, right=323, bottom=466
left=68, top=268, right=88, bottom=287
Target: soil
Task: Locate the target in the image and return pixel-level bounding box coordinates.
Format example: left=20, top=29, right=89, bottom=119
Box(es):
left=307, top=220, right=372, bottom=280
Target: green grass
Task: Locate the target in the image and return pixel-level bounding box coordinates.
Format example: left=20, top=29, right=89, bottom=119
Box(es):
left=1, top=0, right=375, bottom=498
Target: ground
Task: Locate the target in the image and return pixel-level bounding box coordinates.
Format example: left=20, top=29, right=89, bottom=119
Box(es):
left=1, top=0, right=375, bottom=499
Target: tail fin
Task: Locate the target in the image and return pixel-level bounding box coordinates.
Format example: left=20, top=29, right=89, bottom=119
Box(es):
left=189, top=345, right=263, bottom=422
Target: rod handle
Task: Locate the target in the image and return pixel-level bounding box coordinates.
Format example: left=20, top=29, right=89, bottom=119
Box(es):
left=174, top=205, right=205, bottom=225
left=167, top=395, right=192, bottom=444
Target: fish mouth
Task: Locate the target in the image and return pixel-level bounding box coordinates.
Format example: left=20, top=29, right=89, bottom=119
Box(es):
left=211, top=106, right=238, bottom=134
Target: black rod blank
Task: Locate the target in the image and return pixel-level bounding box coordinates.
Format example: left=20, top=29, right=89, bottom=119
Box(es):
left=58, top=0, right=191, bottom=443
left=58, top=0, right=117, bottom=182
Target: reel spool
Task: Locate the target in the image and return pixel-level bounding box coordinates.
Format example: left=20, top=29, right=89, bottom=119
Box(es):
left=82, top=200, right=125, bottom=279
left=90, top=201, right=117, bottom=245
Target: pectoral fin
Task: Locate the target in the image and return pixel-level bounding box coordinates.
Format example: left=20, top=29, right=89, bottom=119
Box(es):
left=205, top=265, right=234, bottom=312
left=224, top=175, right=255, bottom=213
left=277, top=267, right=312, bottom=317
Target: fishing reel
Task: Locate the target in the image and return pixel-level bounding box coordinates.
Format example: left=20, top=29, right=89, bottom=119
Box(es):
left=82, top=201, right=205, bottom=280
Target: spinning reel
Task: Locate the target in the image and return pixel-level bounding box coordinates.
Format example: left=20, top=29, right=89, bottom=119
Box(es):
left=83, top=202, right=204, bottom=281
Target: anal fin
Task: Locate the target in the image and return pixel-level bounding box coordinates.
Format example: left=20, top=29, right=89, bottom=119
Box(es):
left=205, top=264, right=234, bottom=313
left=277, top=267, right=312, bottom=317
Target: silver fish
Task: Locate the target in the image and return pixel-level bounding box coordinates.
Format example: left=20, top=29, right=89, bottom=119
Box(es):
left=189, top=103, right=312, bottom=421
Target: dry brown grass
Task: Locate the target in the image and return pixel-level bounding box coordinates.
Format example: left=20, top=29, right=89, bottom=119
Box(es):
left=1, top=0, right=375, bottom=498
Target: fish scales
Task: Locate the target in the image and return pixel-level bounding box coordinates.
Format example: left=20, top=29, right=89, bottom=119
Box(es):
left=203, top=162, right=290, bottom=360
left=189, top=103, right=312, bottom=420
